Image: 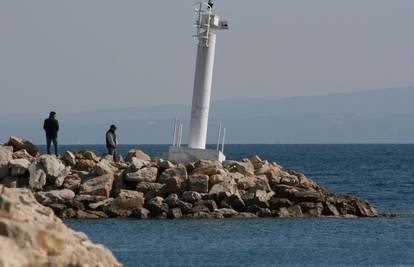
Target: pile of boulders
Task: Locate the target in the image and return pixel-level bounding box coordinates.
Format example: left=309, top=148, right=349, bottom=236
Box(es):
left=0, top=185, right=121, bottom=267
left=0, top=136, right=378, bottom=220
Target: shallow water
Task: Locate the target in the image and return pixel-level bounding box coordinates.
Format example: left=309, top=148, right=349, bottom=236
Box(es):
left=57, top=144, right=414, bottom=266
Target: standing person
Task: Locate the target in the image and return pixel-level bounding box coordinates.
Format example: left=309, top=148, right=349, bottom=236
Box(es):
left=43, top=111, right=59, bottom=156
left=106, top=124, right=118, bottom=161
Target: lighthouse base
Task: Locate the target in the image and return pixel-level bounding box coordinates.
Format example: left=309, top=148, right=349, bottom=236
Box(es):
left=167, top=146, right=225, bottom=163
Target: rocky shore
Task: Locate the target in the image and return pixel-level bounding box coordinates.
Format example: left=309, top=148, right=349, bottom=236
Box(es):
left=0, top=136, right=378, bottom=220
left=0, top=185, right=121, bottom=267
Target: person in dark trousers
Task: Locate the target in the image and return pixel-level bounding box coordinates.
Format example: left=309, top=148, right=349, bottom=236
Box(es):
left=43, top=111, right=59, bottom=156
left=106, top=124, right=118, bottom=161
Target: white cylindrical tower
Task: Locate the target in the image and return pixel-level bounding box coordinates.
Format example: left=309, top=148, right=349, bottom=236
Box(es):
left=188, top=2, right=228, bottom=149
left=188, top=32, right=217, bottom=149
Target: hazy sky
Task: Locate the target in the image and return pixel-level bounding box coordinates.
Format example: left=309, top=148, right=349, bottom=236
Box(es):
left=1, top=0, right=413, bottom=115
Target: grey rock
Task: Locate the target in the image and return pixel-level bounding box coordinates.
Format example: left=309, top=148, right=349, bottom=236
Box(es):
left=40, top=155, right=66, bottom=179
left=209, top=180, right=238, bottom=199
left=95, top=159, right=116, bottom=176
left=79, top=174, right=115, bottom=198
left=28, top=162, right=47, bottom=191
left=9, top=158, right=30, bottom=176
left=181, top=191, right=202, bottom=204
left=126, top=167, right=157, bottom=183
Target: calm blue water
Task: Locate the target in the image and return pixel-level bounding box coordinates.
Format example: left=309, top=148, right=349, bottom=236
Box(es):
left=58, top=144, right=414, bottom=266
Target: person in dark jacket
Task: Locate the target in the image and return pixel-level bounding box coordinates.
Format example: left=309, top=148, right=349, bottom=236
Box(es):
left=43, top=111, right=59, bottom=156
left=106, top=124, right=118, bottom=161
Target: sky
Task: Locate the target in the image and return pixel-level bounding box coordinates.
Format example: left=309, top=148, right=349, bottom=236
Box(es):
left=1, top=0, right=413, bottom=115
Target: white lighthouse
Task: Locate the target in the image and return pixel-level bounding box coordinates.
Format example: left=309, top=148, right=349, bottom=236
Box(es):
left=168, top=1, right=228, bottom=162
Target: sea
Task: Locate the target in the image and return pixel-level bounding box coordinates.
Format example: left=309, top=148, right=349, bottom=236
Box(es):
left=39, top=144, right=414, bottom=267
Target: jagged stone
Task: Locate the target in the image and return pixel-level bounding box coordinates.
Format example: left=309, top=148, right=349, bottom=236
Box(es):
left=188, top=174, right=209, bottom=193
left=0, top=146, right=13, bottom=179
left=9, top=158, right=30, bottom=177
left=232, top=212, right=258, bottom=219
left=104, top=190, right=145, bottom=217
left=126, top=167, right=158, bottom=183
left=63, top=151, right=77, bottom=166
left=217, top=208, right=238, bottom=218
left=62, top=174, right=82, bottom=191
left=95, top=159, right=117, bottom=176
left=168, top=207, right=183, bottom=219
left=193, top=160, right=223, bottom=176
left=158, top=166, right=187, bottom=183
left=132, top=207, right=150, bottom=219
left=181, top=191, right=202, bottom=204
left=299, top=202, right=324, bottom=217
left=79, top=174, right=115, bottom=198
left=223, top=160, right=255, bottom=176
left=0, top=187, right=121, bottom=266
left=28, top=161, right=47, bottom=191
left=5, top=136, right=39, bottom=157
left=209, top=180, right=238, bottom=199
left=40, top=155, right=66, bottom=179
left=274, top=205, right=303, bottom=218
left=126, top=149, right=151, bottom=162
left=145, top=196, right=169, bottom=217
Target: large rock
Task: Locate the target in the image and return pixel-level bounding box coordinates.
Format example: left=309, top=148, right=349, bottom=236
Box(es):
left=145, top=196, right=169, bottom=217
left=0, top=186, right=121, bottom=267
left=40, top=155, right=65, bottom=179
left=188, top=174, right=209, bottom=193
left=336, top=195, right=378, bottom=217
left=129, top=158, right=150, bottom=172
left=4, top=136, right=39, bottom=157
left=63, top=151, right=76, bottom=166
left=273, top=185, right=326, bottom=203
left=241, top=190, right=272, bottom=208
left=95, top=159, right=117, bottom=176
left=35, top=189, right=76, bottom=205
left=158, top=166, right=187, bottom=183
left=0, top=146, right=13, bottom=179
left=299, top=202, right=324, bottom=217
left=223, top=160, right=255, bottom=176
left=126, top=149, right=151, bottom=162
left=181, top=191, right=202, bottom=204
left=104, top=190, right=145, bottom=217
left=74, top=159, right=96, bottom=172
left=274, top=205, right=303, bottom=218
left=192, top=160, right=223, bottom=176
left=62, top=174, right=82, bottom=191
left=28, top=162, right=47, bottom=191
left=79, top=174, right=115, bottom=198
left=126, top=167, right=158, bottom=183
left=209, top=180, right=238, bottom=199
left=8, top=158, right=30, bottom=177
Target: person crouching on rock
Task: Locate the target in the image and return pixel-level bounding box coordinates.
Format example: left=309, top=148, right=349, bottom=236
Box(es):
left=43, top=111, right=59, bottom=156
left=106, top=124, right=118, bottom=162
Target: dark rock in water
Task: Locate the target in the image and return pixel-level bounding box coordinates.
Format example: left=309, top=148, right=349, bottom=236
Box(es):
left=299, top=202, right=324, bottom=217
left=185, top=211, right=224, bottom=219
left=168, top=207, right=183, bottom=219
left=104, top=190, right=144, bottom=217
left=191, top=202, right=210, bottom=213
left=145, top=196, right=169, bottom=217
left=336, top=195, right=377, bottom=217
left=269, top=197, right=293, bottom=210
left=217, top=208, right=238, bottom=218
left=274, top=205, right=304, bottom=218
left=132, top=207, right=150, bottom=219
left=232, top=212, right=258, bottom=219
left=77, top=210, right=108, bottom=219
left=227, top=194, right=246, bottom=211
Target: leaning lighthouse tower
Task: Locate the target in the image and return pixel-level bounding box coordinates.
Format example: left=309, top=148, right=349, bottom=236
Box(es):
left=168, top=1, right=229, bottom=162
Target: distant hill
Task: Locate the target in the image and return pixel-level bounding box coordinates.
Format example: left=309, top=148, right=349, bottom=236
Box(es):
left=1, top=87, right=414, bottom=144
